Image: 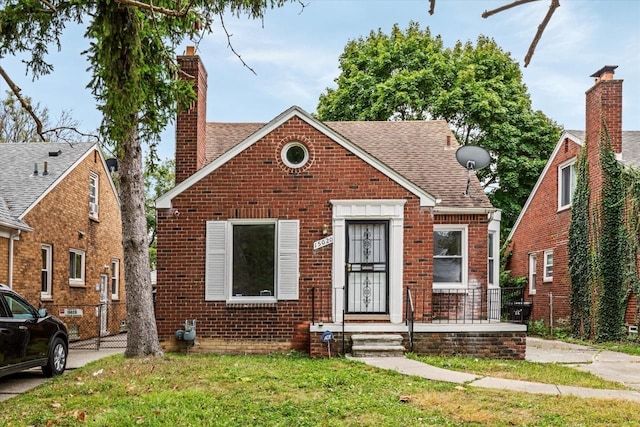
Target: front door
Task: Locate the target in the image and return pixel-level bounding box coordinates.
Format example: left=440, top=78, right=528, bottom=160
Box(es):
left=345, top=221, right=389, bottom=313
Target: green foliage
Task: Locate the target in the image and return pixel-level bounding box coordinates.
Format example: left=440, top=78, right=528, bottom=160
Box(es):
left=0, top=0, right=293, bottom=157
left=499, top=241, right=526, bottom=288
left=622, top=166, right=640, bottom=326
left=568, top=148, right=592, bottom=339
left=316, top=22, right=561, bottom=232
left=144, top=158, right=175, bottom=268
left=597, top=126, right=626, bottom=342
left=569, top=124, right=638, bottom=343
left=528, top=318, right=548, bottom=337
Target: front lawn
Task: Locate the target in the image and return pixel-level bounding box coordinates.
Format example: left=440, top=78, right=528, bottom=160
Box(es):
left=1, top=353, right=639, bottom=426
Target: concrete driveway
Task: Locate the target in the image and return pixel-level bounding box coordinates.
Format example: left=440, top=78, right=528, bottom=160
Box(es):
left=0, top=348, right=123, bottom=402
left=526, top=337, right=640, bottom=390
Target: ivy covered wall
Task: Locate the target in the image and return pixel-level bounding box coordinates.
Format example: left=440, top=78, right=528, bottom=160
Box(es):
left=569, top=125, right=640, bottom=341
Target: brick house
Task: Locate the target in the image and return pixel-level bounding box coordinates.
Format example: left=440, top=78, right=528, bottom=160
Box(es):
left=507, top=66, right=640, bottom=331
left=155, top=49, right=526, bottom=358
left=0, top=142, right=126, bottom=339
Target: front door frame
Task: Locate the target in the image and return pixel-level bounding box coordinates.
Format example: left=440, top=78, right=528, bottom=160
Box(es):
left=330, top=199, right=405, bottom=324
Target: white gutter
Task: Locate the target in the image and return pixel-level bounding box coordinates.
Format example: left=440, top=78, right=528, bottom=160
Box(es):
left=8, top=230, right=20, bottom=289
left=432, top=207, right=497, bottom=215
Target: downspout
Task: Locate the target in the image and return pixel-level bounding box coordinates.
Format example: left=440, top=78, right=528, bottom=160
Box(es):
left=8, top=230, right=20, bottom=288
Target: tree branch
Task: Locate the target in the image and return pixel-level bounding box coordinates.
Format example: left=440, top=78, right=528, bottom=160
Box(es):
left=428, top=0, right=436, bottom=15
left=524, top=0, right=560, bottom=67
left=482, top=0, right=540, bottom=18
left=41, top=126, right=101, bottom=143
left=39, top=0, right=57, bottom=12
left=0, top=65, right=46, bottom=141
left=217, top=9, right=257, bottom=75
left=114, top=0, right=188, bottom=17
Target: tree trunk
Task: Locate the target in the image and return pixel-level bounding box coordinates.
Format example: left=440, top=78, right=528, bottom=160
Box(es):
left=120, top=125, right=163, bottom=357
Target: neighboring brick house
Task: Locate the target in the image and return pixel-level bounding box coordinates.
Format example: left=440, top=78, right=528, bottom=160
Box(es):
left=155, top=49, right=526, bottom=359
left=0, top=142, right=126, bottom=339
left=507, top=66, right=640, bottom=330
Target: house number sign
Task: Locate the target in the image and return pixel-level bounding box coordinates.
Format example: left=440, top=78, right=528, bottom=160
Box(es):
left=313, top=235, right=334, bottom=250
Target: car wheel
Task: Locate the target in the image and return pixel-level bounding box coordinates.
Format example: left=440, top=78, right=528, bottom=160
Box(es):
left=42, top=338, right=67, bottom=377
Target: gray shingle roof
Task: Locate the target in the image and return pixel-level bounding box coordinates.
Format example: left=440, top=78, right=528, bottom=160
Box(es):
left=205, top=119, right=491, bottom=209
left=565, top=130, right=640, bottom=168
left=0, top=142, right=96, bottom=229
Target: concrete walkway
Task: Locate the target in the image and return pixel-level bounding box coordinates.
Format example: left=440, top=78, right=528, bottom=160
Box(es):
left=0, top=348, right=124, bottom=402
left=351, top=337, right=640, bottom=402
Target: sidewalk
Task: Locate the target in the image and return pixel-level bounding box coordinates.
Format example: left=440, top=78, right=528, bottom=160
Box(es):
left=350, top=337, right=640, bottom=402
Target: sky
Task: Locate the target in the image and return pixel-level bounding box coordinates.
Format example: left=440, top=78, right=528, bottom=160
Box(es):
left=1, top=0, right=639, bottom=161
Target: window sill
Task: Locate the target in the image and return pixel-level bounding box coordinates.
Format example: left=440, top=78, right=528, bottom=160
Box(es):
left=69, top=283, right=86, bottom=288
left=557, top=205, right=571, bottom=213
left=40, top=296, right=53, bottom=302
left=226, top=301, right=278, bottom=309
left=433, top=285, right=467, bottom=294
left=543, top=278, right=553, bottom=283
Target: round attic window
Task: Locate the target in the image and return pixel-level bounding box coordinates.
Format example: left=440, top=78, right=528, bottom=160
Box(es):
left=281, top=142, right=309, bottom=169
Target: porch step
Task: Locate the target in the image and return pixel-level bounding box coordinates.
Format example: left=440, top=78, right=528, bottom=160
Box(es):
left=351, top=334, right=406, bottom=357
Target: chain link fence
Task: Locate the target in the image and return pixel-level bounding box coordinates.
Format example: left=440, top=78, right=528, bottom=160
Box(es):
left=43, top=302, right=127, bottom=350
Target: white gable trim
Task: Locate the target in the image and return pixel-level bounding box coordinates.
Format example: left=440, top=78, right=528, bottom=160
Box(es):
left=507, top=131, right=583, bottom=241
left=157, top=106, right=437, bottom=209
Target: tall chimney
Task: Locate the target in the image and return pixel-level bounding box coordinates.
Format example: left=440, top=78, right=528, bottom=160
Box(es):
left=175, top=46, right=208, bottom=184
left=586, top=65, right=623, bottom=155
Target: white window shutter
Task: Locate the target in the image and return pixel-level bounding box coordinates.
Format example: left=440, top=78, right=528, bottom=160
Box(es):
left=277, top=220, right=299, bottom=300
left=205, top=221, right=227, bottom=301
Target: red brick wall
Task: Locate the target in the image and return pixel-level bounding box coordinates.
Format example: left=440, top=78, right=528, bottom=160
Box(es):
left=10, top=149, right=124, bottom=329
left=508, top=137, right=582, bottom=325
left=309, top=331, right=526, bottom=360
left=156, top=116, right=490, bottom=353
left=175, top=53, right=207, bottom=185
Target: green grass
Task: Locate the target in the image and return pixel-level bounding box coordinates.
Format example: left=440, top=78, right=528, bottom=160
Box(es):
left=409, top=354, right=628, bottom=389
left=2, top=353, right=640, bottom=426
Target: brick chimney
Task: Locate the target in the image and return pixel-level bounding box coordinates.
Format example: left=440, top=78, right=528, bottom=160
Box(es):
left=175, top=46, right=208, bottom=184
left=585, top=65, right=623, bottom=154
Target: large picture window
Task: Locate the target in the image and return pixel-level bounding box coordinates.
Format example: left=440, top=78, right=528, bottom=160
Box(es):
left=558, top=159, right=576, bottom=210
left=433, top=225, right=467, bottom=288
left=205, top=220, right=299, bottom=302
left=232, top=223, right=276, bottom=297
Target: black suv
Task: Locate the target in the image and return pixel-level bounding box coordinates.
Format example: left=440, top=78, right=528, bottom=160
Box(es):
left=0, top=284, right=68, bottom=378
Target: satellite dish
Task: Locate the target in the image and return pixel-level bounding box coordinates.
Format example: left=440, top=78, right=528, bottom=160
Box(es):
left=456, top=145, right=491, bottom=171
left=455, top=145, right=491, bottom=196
